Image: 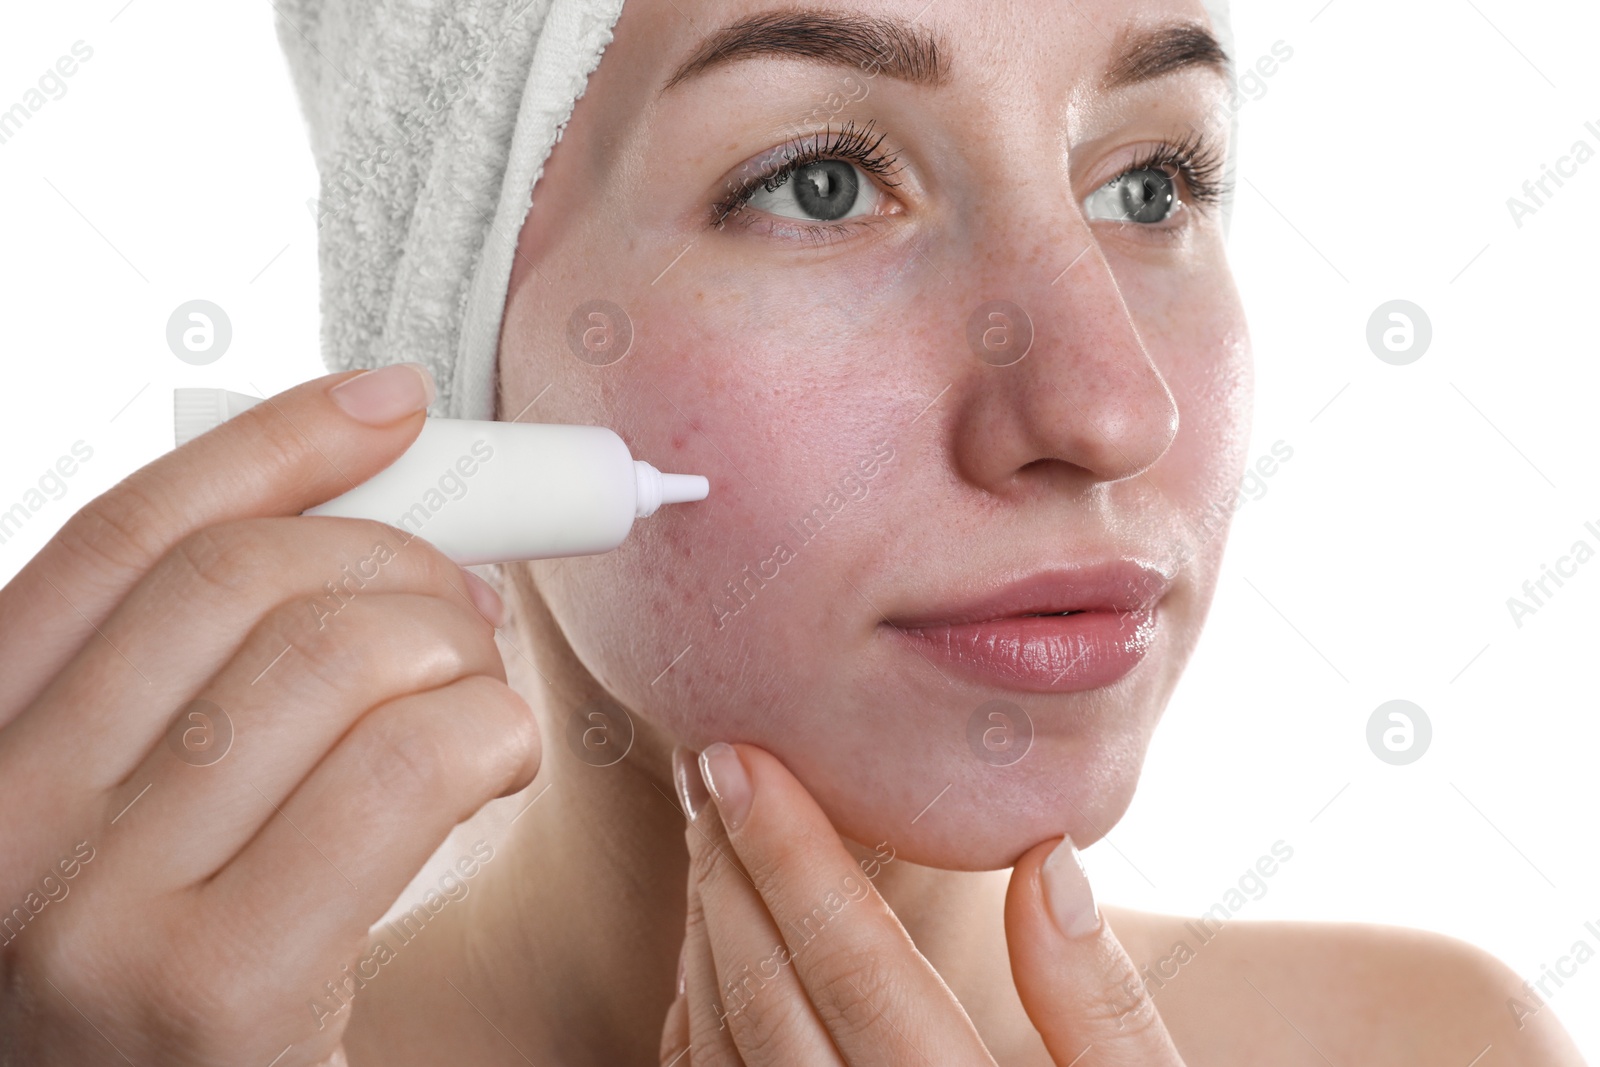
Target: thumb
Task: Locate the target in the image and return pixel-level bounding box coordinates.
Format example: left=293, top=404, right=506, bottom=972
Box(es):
left=1005, top=836, right=1186, bottom=1066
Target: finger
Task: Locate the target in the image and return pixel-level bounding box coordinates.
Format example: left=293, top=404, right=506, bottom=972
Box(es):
left=1005, top=836, right=1185, bottom=1066
left=95, top=591, right=506, bottom=892
left=683, top=877, right=743, bottom=1066
left=0, top=364, right=436, bottom=723
left=202, top=671, right=539, bottom=951
left=0, top=522, right=496, bottom=904
left=2, top=516, right=489, bottom=803
left=658, top=939, right=691, bottom=1066
left=695, top=743, right=992, bottom=1065
left=674, top=746, right=842, bottom=1066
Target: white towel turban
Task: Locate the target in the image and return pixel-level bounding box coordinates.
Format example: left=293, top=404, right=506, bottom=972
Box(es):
left=275, top=0, right=1234, bottom=421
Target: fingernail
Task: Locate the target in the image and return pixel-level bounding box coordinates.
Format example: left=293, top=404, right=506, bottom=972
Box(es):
left=460, top=568, right=507, bottom=628
left=676, top=938, right=687, bottom=996
left=1041, top=835, right=1101, bottom=940
left=329, top=362, right=436, bottom=424
left=698, top=742, right=752, bottom=832
left=672, top=745, right=708, bottom=822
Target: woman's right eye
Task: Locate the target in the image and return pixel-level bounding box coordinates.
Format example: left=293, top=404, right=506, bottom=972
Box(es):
left=1083, top=167, right=1182, bottom=225
left=745, top=160, right=884, bottom=222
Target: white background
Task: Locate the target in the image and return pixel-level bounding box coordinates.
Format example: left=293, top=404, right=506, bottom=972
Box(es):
left=2, top=0, right=1596, bottom=1055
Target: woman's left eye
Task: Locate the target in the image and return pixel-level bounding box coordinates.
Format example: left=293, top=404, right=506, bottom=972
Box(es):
left=1083, top=167, right=1180, bottom=225
left=746, top=160, right=879, bottom=222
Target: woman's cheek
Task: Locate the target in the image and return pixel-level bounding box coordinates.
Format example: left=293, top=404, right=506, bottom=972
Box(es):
left=1144, top=275, right=1253, bottom=641
left=543, top=492, right=867, bottom=747
left=534, top=290, right=915, bottom=740
left=1163, top=333, right=1250, bottom=512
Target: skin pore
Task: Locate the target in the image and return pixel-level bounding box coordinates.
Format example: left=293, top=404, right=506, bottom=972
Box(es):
left=341, top=0, right=1581, bottom=1063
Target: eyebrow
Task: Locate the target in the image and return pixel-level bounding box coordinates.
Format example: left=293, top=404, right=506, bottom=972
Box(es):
left=660, top=10, right=1229, bottom=96
left=1102, top=22, right=1232, bottom=91
left=661, top=10, right=948, bottom=93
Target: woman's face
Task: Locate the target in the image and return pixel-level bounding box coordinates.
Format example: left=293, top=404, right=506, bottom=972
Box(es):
left=498, top=0, right=1252, bottom=870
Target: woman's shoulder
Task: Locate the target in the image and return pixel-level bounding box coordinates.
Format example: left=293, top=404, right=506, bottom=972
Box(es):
left=1098, top=904, right=1587, bottom=1066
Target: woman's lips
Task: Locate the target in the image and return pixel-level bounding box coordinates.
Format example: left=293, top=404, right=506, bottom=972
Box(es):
left=893, top=609, right=1158, bottom=692
left=883, top=562, right=1171, bottom=693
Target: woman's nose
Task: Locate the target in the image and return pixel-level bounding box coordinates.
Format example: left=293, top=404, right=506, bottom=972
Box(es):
left=948, top=237, right=1180, bottom=495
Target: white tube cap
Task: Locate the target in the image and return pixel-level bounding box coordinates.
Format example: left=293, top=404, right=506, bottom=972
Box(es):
left=634, top=461, right=710, bottom=517
left=174, top=387, right=264, bottom=446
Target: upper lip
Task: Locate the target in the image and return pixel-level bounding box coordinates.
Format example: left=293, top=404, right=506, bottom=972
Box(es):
left=884, top=561, right=1176, bottom=629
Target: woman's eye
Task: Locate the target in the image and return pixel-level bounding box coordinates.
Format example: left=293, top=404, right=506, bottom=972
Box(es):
left=1083, top=167, right=1179, bottom=225
left=747, top=160, right=876, bottom=222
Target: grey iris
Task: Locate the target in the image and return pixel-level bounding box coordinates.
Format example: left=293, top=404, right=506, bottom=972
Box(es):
left=1119, top=168, right=1176, bottom=223
left=792, top=160, right=860, bottom=220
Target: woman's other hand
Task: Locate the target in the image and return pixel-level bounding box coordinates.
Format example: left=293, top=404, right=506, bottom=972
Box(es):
left=659, top=742, right=1186, bottom=1065
left=0, top=366, right=540, bottom=1065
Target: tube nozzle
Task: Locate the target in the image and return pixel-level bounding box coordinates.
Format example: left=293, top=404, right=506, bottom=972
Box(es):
left=634, top=461, right=710, bottom=517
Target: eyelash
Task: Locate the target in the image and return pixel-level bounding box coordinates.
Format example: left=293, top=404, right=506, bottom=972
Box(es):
left=711, top=118, right=904, bottom=230
left=1119, top=131, right=1230, bottom=213
left=708, top=122, right=1230, bottom=233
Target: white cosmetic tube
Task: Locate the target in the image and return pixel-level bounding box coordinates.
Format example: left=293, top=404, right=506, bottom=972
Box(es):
left=174, top=388, right=709, bottom=566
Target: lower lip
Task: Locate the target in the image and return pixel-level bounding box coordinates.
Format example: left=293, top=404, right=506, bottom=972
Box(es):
left=889, top=609, right=1158, bottom=693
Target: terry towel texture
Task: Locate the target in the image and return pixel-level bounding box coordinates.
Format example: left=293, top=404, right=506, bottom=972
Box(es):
left=275, top=0, right=627, bottom=420
left=275, top=0, right=1233, bottom=421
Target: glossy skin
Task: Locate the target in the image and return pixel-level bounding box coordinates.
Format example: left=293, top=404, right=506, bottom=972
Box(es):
left=496, top=0, right=1251, bottom=873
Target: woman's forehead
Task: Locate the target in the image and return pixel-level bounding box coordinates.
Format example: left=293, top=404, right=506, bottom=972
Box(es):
left=618, top=0, right=1227, bottom=101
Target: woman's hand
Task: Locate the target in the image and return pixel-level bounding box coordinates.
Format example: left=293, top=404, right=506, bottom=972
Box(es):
left=0, top=366, right=539, bottom=1066
left=658, top=742, right=1187, bottom=1066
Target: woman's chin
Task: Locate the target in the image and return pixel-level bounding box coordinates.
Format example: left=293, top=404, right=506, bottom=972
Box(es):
left=818, top=751, right=1146, bottom=873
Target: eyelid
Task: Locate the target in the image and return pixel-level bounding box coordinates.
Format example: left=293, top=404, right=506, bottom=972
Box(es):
left=722, top=118, right=906, bottom=183
left=719, top=209, right=896, bottom=247
left=723, top=140, right=812, bottom=190
left=1077, top=142, right=1172, bottom=199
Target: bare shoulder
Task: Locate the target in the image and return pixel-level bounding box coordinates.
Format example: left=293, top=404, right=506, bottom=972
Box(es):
left=1100, top=904, right=1588, bottom=1067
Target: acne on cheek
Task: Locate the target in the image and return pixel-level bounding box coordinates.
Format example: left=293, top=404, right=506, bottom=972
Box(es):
left=508, top=283, right=918, bottom=734
left=589, top=354, right=895, bottom=713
